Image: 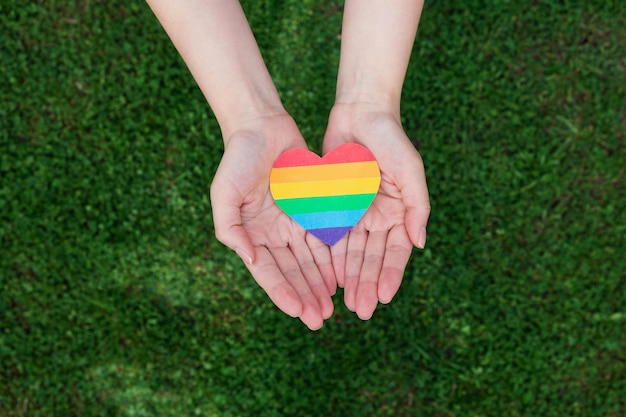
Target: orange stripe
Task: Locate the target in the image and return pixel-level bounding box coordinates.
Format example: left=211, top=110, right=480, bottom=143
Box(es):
left=270, top=161, right=379, bottom=183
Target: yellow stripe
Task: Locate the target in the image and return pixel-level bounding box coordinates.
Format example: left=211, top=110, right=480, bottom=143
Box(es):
left=270, top=161, right=379, bottom=183
left=270, top=177, right=380, bottom=199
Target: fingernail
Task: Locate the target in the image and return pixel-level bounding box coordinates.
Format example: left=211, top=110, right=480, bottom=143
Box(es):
left=235, top=248, right=253, bottom=265
left=417, top=227, right=427, bottom=249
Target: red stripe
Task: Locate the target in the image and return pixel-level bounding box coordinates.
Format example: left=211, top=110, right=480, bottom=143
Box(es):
left=273, top=143, right=376, bottom=168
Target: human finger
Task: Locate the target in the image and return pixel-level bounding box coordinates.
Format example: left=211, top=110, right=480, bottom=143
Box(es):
left=330, top=234, right=348, bottom=288
left=355, top=230, right=386, bottom=320
left=397, top=149, right=430, bottom=249
left=245, top=246, right=302, bottom=318
left=305, top=233, right=337, bottom=296
left=290, top=238, right=334, bottom=320
left=210, top=174, right=256, bottom=265
left=378, top=224, right=412, bottom=304
left=270, top=247, right=324, bottom=330
left=343, top=227, right=367, bottom=312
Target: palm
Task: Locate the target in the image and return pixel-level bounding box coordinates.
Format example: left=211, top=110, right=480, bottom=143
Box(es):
left=238, top=170, right=316, bottom=257
left=359, top=177, right=407, bottom=233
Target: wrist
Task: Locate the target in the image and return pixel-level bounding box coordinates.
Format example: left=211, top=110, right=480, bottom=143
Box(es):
left=334, top=71, right=402, bottom=116
left=222, top=112, right=305, bottom=156
left=334, top=89, right=400, bottom=116
left=331, top=90, right=401, bottom=124
left=217, top=87, right=288, bottom=141
left=335, top=0, right=423, bottom=118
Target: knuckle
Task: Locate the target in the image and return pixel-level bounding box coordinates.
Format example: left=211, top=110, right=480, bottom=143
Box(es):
left=213, top=227, right=230, bottom=246
left=363, top=253, right=384, bottom=265
left=386, top=243, right=411, bottom=256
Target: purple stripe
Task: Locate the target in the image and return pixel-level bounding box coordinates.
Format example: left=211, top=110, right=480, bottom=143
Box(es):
left=308, top=226, right=352, bottom=246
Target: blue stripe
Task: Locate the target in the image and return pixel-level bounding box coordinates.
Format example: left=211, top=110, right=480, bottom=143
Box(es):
left=291, top=209, right=367, bottom=230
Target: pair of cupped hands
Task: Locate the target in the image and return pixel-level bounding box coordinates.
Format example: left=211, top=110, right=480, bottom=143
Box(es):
left=210, top=102, right=431, bottom=330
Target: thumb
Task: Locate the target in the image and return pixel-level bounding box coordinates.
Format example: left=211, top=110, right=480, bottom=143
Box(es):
left=400, top=150, right=431, bottom=249
left=210, top=177, right=256, bottom=265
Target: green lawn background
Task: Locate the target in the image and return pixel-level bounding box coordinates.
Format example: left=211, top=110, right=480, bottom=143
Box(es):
left=1, top=0, right=625, bottom=416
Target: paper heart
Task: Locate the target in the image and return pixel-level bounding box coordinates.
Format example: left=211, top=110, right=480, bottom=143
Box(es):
left=270, top=143, right=381, bottom=246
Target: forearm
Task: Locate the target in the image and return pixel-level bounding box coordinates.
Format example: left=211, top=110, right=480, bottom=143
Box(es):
left=336, top=0, right=424, bottom=112
left=146, top=0, right=285, bottom=140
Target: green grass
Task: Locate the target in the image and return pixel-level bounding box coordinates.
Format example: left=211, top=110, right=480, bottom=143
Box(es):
left=1, top=0, right=625, bottom=416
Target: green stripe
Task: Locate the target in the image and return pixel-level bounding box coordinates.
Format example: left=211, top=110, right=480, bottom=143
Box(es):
left=275, top=193, right=376, bottom=214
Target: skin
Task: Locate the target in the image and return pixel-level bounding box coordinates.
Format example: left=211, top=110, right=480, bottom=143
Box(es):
left=146, top=0, right=430, bottom=327
left=324, top=0, right=430, bottom=320
left=146, top=0, right=334, bottom=330
left=212, top=114, right=336, bottom=330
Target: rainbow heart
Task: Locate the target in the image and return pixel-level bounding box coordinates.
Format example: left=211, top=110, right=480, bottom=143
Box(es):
left=269, top=143, right=380, bottom=246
